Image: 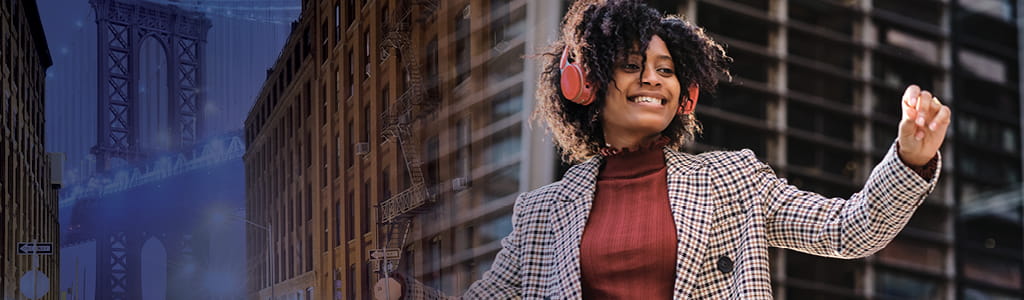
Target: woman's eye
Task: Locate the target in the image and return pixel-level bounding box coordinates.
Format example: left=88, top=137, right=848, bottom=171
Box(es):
left=623, top=63, right=641, bottom=71
left=658, top=68, right=675, bottom=74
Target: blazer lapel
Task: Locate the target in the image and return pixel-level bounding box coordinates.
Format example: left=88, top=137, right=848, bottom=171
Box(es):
left=664, top=148, right=713, bottom=299
left=549, top=149, right=711, bottom=299
left=551, top=156, right=601, bottom=300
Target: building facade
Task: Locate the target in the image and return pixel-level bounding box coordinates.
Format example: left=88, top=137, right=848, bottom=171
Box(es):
left=1, top=0, right=60, bottom=300
left=246, top=0, right=1022, bottom=299
left=244, top=0, right=559, bottom=299
left=654, top=0, right=1021, bottom=299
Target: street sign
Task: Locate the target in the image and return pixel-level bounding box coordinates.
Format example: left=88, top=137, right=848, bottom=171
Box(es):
left=368, top=248, right=401, bottom=260
left=17, top=243, right=53, bottom=255
left=19, top=270, right=50, bottom=299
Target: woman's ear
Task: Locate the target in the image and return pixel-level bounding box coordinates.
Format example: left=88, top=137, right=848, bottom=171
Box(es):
left=681, top=84, right=699, bottom=114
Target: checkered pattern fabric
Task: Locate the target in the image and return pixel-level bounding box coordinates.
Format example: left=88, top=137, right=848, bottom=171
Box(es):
left=401, top=141, right=940, bottom=299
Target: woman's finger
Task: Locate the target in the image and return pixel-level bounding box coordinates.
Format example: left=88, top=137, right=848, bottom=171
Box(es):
left=902, top=85, right=920, bottom=120
left=930, top=105, right=951, bottom=131
left=917, top=90, right=933, bottom=127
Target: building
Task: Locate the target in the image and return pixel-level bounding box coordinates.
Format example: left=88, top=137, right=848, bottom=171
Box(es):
left=244, top=0, right=560, bottom=299
left=247, top=0, right=1023, bottom=299
left=651, top=0, right=1021, bottom=299
left=1, top=0, right=60, bottom=300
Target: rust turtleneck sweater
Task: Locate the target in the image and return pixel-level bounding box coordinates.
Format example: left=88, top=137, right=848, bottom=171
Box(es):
left=580, top=136, right=677, bottom=299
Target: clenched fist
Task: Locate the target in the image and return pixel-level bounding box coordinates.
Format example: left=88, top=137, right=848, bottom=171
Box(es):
left=898, top=85, right=950, bottom=167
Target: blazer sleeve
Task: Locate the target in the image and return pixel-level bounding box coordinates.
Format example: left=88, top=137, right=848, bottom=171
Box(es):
left=398, top=193, right=527, bottom=299
left=748, top=141, right=941, bottom=259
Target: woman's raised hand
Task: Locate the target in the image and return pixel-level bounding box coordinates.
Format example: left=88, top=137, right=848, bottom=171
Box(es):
left=898, top=85, right=950, bottom=166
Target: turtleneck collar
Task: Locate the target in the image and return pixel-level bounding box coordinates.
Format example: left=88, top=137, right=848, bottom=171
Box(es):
left=598, top=136, right=670, bottom=179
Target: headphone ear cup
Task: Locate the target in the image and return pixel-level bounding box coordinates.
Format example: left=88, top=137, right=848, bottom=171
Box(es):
left=560, top=64, right=586, bottom=102
left=575, top=76, right=595, bottom=106
left=559, top=46, right=595, bottom=105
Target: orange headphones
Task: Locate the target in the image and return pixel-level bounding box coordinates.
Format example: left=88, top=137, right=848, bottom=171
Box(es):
left=559, top=46, right=699, bottom=115
left=559, top=46, right=596, bottom=105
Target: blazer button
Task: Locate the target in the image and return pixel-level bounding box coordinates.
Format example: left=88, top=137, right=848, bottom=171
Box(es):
left=717, top=256, right=734, bottom=273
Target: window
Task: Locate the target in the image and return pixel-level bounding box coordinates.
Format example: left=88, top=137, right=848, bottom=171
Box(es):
left=488, top=85, right=522, bottom=122
left=787, top=102, right=853, bottom=142
left=321, top=145, right=328, bottom=187
left=380, top=3, right=390, bottom=47
left=333, top=269, right=342, bottom=299
left=959, top=48, right=1007, bottom=84
left=335, top=67, right=341, bottom=111
left=380, top=85, right=389, bottom=134
left=321, top=20, right=329, bottom=63
left=306, top=184, right=312, bottom=221
left=788, top=29, right=855, bottom=71
left=305, top=232, right=313, bottom=271
left=480, top=163, right=519, bottom=203
left=961, top=0, right=1013, bottom=21
left=426, top=38, right=439, bottom=96
left=454, top=118, right=471, bottom=180
left=484, top=43, right=524, bottom=85
left=879, top=27, right=939, bottom=64
left=490, top=1, right=525, bottom=48
left=305, top=82, right=311, bottom=116
left=346, top=265, right=356, bottom=300
left=305, top=130, right=312, bottom=168
left=362, top=181, right=371, bottom=235
left=334, top=134, right=341, bottom=178
left=362, top=105, right=370, bottom=143
left=875, top=0, right=941, bottom=26
left=322, top=83, right=328, bottom=126
left=345, top=191, right=354, bottom=241
left=697, top=3, right=770, bottom=46
left=788, top=0, right=854, bottom=35
left=348, top=49, right=355, bottom=98
left=380, top=170, right=391, bottom=202
left=322, top=209, right=329, bottom=252
left=334, top=3, right=341, bottom=42
left=287, top=237, right=293, bottom=277
left=787, top=63, right=854, bottom=105
left=483, top=127, right=521, bottom=165
left=478, top=213, right=512, bottom=245
left=785, top=251, right=860, bottom=295
left=346, top=120, right=354, bottom=168
left=364, top=29, right=370, bottom=79
left=455, top=5, right=471, bottom=85
left=334, top=200, right=342, bottom=246
left=346, top=0, right=355, bottom=28
left=428, top=238, right=442, bottom=289
left=425, top=136, right=439, bottom=193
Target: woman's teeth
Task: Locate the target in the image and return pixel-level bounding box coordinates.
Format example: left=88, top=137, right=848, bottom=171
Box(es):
left=630, top=96, right=663, bottom=105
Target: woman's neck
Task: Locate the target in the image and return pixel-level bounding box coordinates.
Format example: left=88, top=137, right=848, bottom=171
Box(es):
left=603, top=132, right=663, bottom=150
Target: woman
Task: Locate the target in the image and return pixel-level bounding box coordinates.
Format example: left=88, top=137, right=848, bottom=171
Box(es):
left=385, top=0, right=947, bottom=299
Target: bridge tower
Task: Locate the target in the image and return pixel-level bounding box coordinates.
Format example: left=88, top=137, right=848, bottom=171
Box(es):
left=90, top=0, right=211, bottom=171
left=86, top=1, right=211, bottom=299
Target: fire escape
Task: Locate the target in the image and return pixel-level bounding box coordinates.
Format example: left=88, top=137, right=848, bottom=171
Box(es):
left=372, top=0, right=441, bottom=277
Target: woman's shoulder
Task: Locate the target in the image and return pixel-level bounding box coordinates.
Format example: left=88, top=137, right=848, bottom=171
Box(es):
left=515, top=180, right=565, bottom=207
left=683, top=148, right=768, bottom=173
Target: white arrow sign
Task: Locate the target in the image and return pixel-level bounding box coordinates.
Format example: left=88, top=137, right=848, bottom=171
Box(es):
left=368, top=248, right=401, bottom=260
left=17, top=243, right=53, bottom=255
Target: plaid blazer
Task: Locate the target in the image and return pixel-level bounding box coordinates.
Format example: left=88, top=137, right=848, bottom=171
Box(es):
left=404, top=142, right=940, bottom=299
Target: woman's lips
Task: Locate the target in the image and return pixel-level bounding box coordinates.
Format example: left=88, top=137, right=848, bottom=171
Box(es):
left=628, top=96, right=667, bottom=107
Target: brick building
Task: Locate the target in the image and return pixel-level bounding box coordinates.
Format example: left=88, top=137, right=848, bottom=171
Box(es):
left=1, top=0, right=60, bottom=299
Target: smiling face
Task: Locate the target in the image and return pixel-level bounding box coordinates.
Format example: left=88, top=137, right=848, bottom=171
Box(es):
left=600, top=35, right=683, bottom=148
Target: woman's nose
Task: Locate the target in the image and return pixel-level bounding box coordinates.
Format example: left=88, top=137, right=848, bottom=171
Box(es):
left=641, top=66, right=661, bottom=86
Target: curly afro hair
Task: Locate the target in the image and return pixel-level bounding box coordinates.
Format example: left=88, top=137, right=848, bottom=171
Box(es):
left=532, top=0, right=732, bottom=163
